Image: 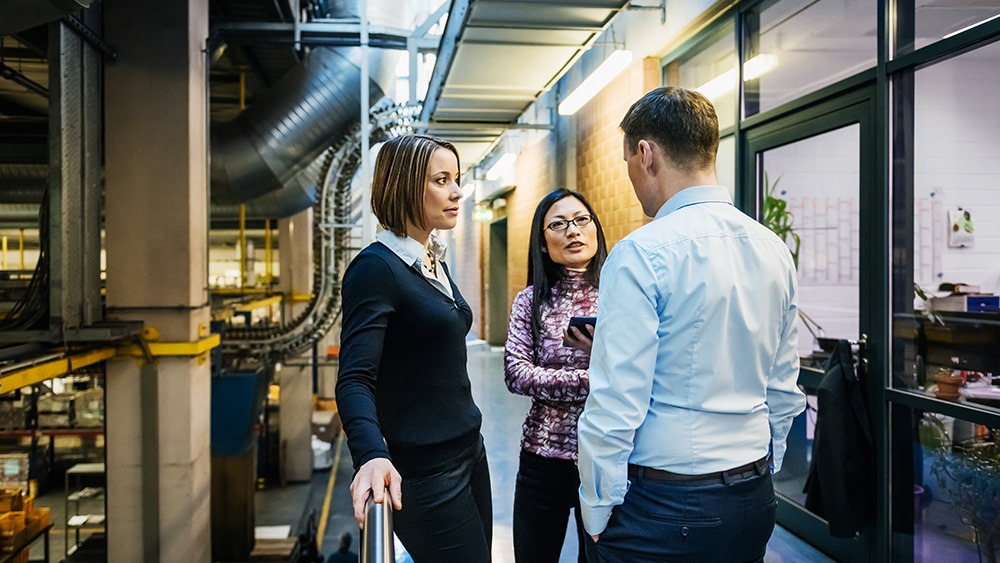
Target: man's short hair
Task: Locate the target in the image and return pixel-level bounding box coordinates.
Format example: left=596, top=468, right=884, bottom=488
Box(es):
left=619, top=87, right=720, bottom=173
left=370, top=134, right=460, bottom=237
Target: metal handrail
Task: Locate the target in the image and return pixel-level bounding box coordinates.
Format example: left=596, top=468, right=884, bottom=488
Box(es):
left=361, top=488, right=394, bottom=563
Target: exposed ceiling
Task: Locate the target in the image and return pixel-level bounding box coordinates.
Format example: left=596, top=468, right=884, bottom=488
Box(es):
left=421, top=0, right=629, bottom=167
left=2, top=0, right=1000, bottom=187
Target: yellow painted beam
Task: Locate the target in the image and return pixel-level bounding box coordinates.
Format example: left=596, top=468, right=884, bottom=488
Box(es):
left=115, top=333, right=221, bottom=358
left=235, top=295, right=281, bottom=312
left=212, top=288, right=269, bottom=295
left=0, top=348, right=116, bottom=395
left=288, top=291, right=314, bottom=303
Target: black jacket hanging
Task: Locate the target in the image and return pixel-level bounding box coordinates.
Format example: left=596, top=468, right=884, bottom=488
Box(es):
left=803, top=339, right=875, bottom=537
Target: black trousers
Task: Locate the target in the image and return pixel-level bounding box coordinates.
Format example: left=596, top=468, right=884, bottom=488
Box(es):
left=393, top=437, right=493, bottom=563
left=585, top=463, right=775, bottom=563
left=513, top=450, right=588, bottom=563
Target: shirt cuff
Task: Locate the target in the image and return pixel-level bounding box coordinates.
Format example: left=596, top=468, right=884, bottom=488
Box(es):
left=579, top=502, right=613, bottom=536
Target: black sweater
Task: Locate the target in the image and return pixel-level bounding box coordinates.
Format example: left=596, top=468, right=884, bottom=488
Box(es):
left=335, top=242, right=482, bottom=477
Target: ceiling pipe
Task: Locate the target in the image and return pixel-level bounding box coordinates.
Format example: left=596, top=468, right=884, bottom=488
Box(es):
left=210, top=0, right=401, bottom=219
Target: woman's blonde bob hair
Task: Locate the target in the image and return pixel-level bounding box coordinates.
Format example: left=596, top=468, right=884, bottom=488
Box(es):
left=370, top=134, right=461, bottom=237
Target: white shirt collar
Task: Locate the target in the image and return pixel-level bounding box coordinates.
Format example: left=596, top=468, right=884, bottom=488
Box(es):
left=375, top=229, right=449, bottom=268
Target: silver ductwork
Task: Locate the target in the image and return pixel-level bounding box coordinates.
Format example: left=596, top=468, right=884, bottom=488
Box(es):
left=0, top=164, right=47, bottom=203
left=211, top=0, right=402, bottom=219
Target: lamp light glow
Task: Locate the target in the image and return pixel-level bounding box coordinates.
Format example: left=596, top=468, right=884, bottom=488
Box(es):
left=486, top=152, right=516, bottom=181
left=558, top=50, right=633, bottom=116
left=694, top=54, right=779, bottom=101
left=743, top=54, right=778, bottom=80
left=461, top=183, right=476, bottom=199
left=695, top=69, right=736, bottom=101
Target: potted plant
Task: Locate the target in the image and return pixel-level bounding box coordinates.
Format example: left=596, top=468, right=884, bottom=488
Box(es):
left=761, top=173, right=801, bottom=269
left=922, top=415, right=1000, bottom=562
left=934, top=369, right=966, bottom=401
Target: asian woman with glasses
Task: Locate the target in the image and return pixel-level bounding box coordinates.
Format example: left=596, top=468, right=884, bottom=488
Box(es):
left=503, top=188, right=608, bottom=563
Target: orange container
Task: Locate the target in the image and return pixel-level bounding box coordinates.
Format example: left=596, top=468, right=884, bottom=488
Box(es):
left=0, top=512, right=25, bottom=552
left=32, top=508, right=49, bottom=529
left=0, top=489, right=23, bottom=513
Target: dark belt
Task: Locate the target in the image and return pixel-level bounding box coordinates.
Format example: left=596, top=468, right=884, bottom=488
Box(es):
left=627, top=455, right=770, bottom=484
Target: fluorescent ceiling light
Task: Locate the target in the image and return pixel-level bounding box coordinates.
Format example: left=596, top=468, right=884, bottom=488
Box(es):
left=943, top=13, right=1000, bottom=39
left=461, top=183, right=476, bottom=199
left=486, top=153, right=515, bottom=181
left=695, top=54, right=779, bottom=101
left=558, top=50, right=633, bottom=116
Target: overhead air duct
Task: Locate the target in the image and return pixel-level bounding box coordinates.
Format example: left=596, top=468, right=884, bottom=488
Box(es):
left=210, top=1, right=401, bottom=219
left=0, top=164, right=47, bottom=203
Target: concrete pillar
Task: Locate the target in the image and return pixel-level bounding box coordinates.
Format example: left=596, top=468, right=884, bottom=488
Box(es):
left=278, top=209, right=314, bottom=481
left=103, top=0, right=211, bottom=561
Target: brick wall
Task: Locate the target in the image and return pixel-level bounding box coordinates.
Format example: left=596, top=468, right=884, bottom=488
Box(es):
left=507, top=132, right=556, bottom=308
left=575, top=57, right=661, bottom=247
left=449, top=203, right=483, bottom=338
left=446, top=57, right=664, bottom=341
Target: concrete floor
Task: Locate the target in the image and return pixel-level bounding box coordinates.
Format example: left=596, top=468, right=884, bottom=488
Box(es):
left=258, top=343, right=836, bottom=563
left=8, top=346, right=977, bottom=562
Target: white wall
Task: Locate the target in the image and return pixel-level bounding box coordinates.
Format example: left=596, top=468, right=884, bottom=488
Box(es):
left=762, top=125, right=861, bottom=356
left=913, top=49, right=1000, bottom=295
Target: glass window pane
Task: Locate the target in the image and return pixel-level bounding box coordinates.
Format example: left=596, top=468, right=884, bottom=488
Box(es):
left=672, top=21, right=738, bottom=131
left=760, top=125, right=861, bottom=361
left=899, top=405, right=1000, bottom=562
left=717, top=135, right=736, bottom=200
left=891, top=39, right=1000, bottom=402
left=744, top=0, right=877, bottom=117
left=898, top=1, right=1000, bottom=55
left=759, top=125, right=861, bottom=512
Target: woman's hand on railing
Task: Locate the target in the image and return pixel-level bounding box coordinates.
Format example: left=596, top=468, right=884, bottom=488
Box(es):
left=351, top=457, right=402, bottom=527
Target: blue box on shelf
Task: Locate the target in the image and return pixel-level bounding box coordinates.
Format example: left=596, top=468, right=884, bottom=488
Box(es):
left=211, top=367, right=269, bottom=457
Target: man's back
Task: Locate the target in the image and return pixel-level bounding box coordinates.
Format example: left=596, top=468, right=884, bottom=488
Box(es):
left=604, top=186, right=801, bottom=473
left=579, top=86, right=807, bottom=563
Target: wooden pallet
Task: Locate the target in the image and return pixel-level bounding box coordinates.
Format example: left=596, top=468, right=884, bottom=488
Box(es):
left=249, top=537, right=300, bottom=562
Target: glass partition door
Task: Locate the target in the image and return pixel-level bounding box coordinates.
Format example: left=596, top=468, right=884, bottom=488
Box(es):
left=743, top=90, right=877, bottom=562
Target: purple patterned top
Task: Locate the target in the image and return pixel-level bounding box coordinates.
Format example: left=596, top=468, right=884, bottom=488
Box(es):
left=504, top=270, right=598, bottom=460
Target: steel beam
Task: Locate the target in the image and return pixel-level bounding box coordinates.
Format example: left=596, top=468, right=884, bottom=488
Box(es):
left=419, top=0, right=471, bottom=128
left=0, top=347, right=116, bottom=394
left=47, top=14, right=102, bottom=335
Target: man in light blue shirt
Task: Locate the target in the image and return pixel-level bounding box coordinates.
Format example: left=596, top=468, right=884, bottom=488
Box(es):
left=578, top=87, right=806, bottom=563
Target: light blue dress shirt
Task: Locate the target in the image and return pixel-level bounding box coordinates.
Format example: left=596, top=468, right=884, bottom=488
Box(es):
left=374, top=230, right=453, bottom=299
left=577, top=185, right=806, bottom=535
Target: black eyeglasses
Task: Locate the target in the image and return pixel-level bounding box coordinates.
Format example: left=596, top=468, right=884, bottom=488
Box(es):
left=545, top=215, right=594, bottom=232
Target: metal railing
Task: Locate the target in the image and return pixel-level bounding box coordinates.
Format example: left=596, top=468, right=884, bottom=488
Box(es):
left=361, top=488, right=394, bottom=563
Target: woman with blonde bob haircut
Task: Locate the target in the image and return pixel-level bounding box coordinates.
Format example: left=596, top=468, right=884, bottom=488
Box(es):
left=336, top=134, right=493, bottom=562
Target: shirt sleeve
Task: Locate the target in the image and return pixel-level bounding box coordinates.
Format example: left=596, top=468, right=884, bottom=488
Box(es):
left=504, top=289, right=590, bottom=402
left=578, top=240, right=661, bottom=536
left=335, top=253, right=396, bottom=471
left=766, top=265, right=807, bottom=473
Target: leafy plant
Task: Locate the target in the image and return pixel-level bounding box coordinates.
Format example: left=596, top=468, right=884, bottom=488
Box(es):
left=922, top=416, right=1000, bottom=563
left=914, top=282, right=945, bottom=326
left=761, top=173, right=801, bottom=268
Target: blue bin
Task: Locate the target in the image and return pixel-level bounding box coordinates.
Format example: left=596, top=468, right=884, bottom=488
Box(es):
left=211, top=368, right=269, bottom=456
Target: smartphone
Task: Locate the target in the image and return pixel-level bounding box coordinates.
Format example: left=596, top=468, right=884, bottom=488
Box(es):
left=568, top=316, right=597, bottom=332
left=563, top=316, right=597, bottom=347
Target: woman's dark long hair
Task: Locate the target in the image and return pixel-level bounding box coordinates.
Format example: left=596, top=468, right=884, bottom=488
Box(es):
left=527, top=189, right=607, bottom=351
